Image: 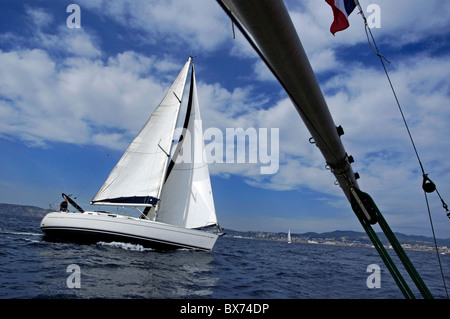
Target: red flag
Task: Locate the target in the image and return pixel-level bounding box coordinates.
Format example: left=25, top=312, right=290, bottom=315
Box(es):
left=326, top=0, right=357, bottom=35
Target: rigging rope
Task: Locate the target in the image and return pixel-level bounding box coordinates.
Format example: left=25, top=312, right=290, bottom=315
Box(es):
left=76, top=153, right=110, bottom=200
left=424, top=190, right=450, bottom=298
left=355, top=0, right=448, bottom=298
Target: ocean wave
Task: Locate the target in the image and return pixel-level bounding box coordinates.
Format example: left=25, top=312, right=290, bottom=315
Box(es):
left=96, top=241, right=154, bottom=251
left=0, top=230, right=42, bottom=237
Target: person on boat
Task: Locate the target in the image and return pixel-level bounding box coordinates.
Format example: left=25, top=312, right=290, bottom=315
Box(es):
left=60, top=198, right=68, bottom=212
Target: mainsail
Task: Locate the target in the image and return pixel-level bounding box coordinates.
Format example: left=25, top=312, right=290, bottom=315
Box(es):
left=157, top=65, right=217, bottom=229
left=91, top=59, right=191, bottom=207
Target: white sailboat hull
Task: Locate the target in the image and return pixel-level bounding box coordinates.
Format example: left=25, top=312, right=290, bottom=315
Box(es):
left=40, top=212, right=218, bottom=251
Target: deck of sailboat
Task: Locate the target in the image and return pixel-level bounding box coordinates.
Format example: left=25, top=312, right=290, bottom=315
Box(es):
left=40, top=211, right=218, bottom=251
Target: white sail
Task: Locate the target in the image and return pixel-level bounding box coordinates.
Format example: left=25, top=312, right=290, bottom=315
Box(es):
left=91, top=58, right=191, bottom=206
left=288, top=229, right=291, bottom=243
left=157, top=65, right=217, bottom=229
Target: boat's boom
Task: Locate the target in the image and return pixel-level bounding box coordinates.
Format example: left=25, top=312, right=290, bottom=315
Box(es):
left=221, top=0, right=358, bottom=203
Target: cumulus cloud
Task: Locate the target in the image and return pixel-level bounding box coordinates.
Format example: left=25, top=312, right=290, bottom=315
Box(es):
left=0, top=9, right=173, bottom=150
left=328, top=54, right=450, bottom=211
left=1, top=0, right=449, bottom=233
left=25, top=5, right=54, bottom=29
left=77, top=0, right=230, bottom=52
left=0, top=49, right=154, bottom=148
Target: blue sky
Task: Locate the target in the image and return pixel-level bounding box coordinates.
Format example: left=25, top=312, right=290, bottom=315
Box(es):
left=1, top=0, right=449, bottom=237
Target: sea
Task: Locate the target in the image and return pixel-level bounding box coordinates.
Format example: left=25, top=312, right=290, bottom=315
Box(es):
left=1, top=209, right=449, bottom=310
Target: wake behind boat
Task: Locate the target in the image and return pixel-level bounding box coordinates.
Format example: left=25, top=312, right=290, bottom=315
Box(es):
left=40, top=57, right=221, bottom=251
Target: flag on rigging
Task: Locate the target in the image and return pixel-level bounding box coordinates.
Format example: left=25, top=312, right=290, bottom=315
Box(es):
left=326, top=0, right=357, bottom=35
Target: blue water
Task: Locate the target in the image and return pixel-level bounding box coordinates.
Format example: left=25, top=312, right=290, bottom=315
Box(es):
left=1, top=211, right=449, bottom=299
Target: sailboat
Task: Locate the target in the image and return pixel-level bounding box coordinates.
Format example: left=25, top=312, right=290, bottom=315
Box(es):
left=40, top=57, right=221, bottom=251
left=287, top=229, right=291, bottom=244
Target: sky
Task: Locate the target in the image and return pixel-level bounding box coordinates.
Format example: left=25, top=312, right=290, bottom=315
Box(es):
left=0, top=0, right=449, bottom=237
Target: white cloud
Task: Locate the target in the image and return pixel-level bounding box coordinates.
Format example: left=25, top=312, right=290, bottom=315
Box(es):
left=77, top=0, right=230, bottom=52
left=0, top=48, right=170, bottom=149
left=21, top=6, right=102, bottom=59
left=1, top=0, right=449, bottom=235
left=319, top=55, right=450, bottom=218
left=283, top=0, right=450, bottom=73
left=63, top=30, right=102, bottom=58
left=365, top=0, right=450, bottom=47
left=25, top=5, right=54, bottom=29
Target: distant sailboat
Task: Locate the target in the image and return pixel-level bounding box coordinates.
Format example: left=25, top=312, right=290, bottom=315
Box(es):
left=40, top=57, right=221, bottom=251
left=287, top=229, right=291, bottom=244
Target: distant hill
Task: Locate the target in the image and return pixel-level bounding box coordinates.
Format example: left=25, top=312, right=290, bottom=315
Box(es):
left=0, top=203, right=51, bottom=217
left=307, top=230, right=450, bottom=247
left=291, top=230, right=450, bottom=246
left=223, top=228, right=450, bottom=247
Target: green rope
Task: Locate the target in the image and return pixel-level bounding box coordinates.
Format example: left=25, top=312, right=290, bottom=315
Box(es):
left=352, top=188, right=434, bottom=298
left=376, top=211, right=434, bottom=299
left=357, top=214, right=415, bottom=299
